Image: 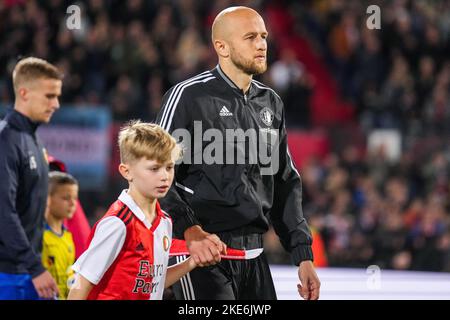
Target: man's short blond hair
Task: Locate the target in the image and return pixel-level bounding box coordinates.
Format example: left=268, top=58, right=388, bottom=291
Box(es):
left=12, top=57, right=63, bottom=93
left=118, top=120, right=181, bottom=164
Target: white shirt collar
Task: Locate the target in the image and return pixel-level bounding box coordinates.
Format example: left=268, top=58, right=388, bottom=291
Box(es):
left=118, top=189, right=152, bottom=229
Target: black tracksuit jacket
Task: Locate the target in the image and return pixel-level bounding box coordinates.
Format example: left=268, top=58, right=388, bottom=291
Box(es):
left=0, top=109, right=48, bottom=277
left=156, top=65, right=313, bottom=264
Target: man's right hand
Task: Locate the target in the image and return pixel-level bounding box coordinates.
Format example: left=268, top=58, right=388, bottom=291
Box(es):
left=184, top=225, right=227, bottom=267
left=32, top=270, right=59, bottom=299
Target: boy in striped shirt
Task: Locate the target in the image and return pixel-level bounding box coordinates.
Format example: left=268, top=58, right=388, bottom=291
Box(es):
left=68, top=121, right=222, bottom=300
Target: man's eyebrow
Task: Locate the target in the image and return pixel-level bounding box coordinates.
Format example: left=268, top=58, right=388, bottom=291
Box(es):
left=243, top=31, right=268, bottom=37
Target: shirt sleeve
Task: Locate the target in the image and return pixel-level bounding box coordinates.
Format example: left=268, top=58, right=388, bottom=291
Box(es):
left=270, top=101, right=314, bottom=266
left=0, top=132, right=45, bottom=277
left=72, top=216, right=126, bottom=285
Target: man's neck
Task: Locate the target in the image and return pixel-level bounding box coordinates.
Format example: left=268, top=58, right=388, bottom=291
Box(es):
left=14, top=101, right=32, bottom=119
left=127, top=188, right=157, bottom=223
left=219, top=61, right=252, bottom=93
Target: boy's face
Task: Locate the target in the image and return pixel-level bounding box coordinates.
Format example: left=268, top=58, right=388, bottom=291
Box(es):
left=49, top=184, right=79, bottom=220
left=124, top=157, right=175, bottom=200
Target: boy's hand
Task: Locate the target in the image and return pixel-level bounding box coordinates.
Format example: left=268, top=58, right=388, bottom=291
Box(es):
left=187, top=256, right=197, bottom=270
left=184, top=225, right=227, bottom=267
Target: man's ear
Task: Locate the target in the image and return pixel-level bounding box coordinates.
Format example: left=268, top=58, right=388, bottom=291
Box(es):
left=214, top=39, right=230, bottom=58
left=118, top=163, right=132, bottom=182
left=18, top=87, right=29, bottom=101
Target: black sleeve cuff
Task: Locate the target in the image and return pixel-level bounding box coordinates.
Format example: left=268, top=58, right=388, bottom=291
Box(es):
left=291, top=245, right=314, bottom=266
left=29, top=262, right=46, bottom=279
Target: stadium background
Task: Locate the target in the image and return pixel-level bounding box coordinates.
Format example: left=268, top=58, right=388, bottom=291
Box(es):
left=1, top=0, right=449, bottom=291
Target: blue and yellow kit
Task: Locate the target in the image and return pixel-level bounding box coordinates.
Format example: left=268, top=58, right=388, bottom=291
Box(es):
left=42, top=224, right=75, bottom=299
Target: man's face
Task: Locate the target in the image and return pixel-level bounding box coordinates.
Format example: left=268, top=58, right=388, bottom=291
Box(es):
left=127, top=157, right=175, bottom=200
left=228, top=15, right=268, bottom=75
left=25, top=78, right=62, bottom=123
left=49, top=184, right=79, bottom=220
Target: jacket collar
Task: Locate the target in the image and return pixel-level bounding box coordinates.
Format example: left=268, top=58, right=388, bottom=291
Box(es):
left=213, top=64, right=255, bottom=97
left=5, top=108, right=40, bottom=134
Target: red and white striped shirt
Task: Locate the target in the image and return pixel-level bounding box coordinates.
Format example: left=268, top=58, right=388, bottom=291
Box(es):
left=72, top=190, right=172, bottom=300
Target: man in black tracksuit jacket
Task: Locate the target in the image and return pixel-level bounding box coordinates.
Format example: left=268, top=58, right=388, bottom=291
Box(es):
left=157, top=7, right=320, bottom=300
left=0, top=110, right=49, bottom=278
left=0, top=57, right=61, bottom=299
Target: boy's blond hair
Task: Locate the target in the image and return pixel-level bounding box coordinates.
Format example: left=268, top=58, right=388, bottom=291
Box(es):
left=13, top=57, right=63, bottom=93
left=118, top=120, right=181, bottom=164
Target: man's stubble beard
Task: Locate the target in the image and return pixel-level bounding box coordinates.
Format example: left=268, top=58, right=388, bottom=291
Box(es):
left=230, top=47, right=267, bottom=76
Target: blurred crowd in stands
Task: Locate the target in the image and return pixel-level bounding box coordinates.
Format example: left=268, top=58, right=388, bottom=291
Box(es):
left=1, top=0, right=449, bottom=272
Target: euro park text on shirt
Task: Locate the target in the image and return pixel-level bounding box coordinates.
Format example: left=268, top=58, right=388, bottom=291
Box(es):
left=132, top=261, right=164, bottom=294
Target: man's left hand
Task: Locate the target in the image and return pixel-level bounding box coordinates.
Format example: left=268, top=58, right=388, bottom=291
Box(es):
left=297, top=260, right=320, bottom=300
